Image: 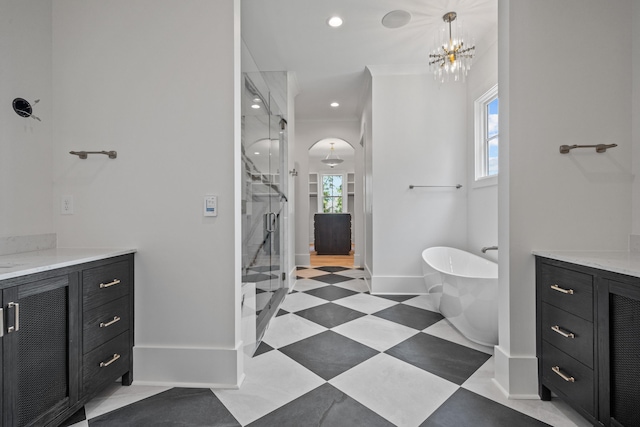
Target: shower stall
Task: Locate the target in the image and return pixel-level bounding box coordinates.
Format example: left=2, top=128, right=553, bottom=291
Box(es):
left=241, top=70, right=289, bottom=353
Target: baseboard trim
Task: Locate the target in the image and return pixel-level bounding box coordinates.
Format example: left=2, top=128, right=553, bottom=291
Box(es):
left=133, top=343, right=243, bottom=389
left=370, top=275, right=427, bottom=295
left=493, top=345, right=539, bottom=398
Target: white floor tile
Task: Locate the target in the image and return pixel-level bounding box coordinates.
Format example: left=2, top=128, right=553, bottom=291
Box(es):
left=67, top=421, right=89, bottom=427
left=84, top=383, right=171, bottom=420
left=402, top=294, right=440, bottom=313
left=331, top=315, right=418, bottom=351
left=279, top=292, right=327, bottom=313
left=333, top=279, right=370, bottom=293
left=423, top=319, right=494, bottom=355
left=336, top=269, right=366, bottom=279
left=330, top=353, right=459, bottom=427
left=261, top=313, right=327, bottom=349
left=292, top=278, right=329, bottom=292
left=462, top=358, right=592, bottom=427
left=295, top=269, right=329, bottom=279
left=332, top=293, right=397, bottom=314
left=214, top=350, right=325, bottom=426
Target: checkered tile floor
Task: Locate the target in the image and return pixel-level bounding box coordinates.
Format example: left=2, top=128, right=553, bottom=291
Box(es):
left=64, top=267, right=591, bottom=427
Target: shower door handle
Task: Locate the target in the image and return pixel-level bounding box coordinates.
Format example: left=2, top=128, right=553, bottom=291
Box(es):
left=265, top=212, right=276, bottom=233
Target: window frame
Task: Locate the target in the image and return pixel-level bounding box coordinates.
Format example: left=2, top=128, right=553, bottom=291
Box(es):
left=318, top=172, right=345, bottom=213
left=474, top=84, right=499, bottom=187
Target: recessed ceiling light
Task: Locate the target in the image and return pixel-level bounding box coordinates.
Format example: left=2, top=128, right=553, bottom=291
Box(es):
left=327, top=16, right=343, bottom=27
left=381, top=10, right=412, bottom=29
left=330, top=102, right=340, bottom=108
left=254, top=152, right=260, bottom=155
left=252, top=97, right=261, bottom=102
left=251, top=104, right=260, bottom=109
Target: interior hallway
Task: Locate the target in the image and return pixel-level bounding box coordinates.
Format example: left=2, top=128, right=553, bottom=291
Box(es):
left=62, top=267, right=589, bottom=426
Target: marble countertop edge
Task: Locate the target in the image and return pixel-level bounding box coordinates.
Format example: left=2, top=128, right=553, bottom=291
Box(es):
left=532, top=250, right=640, bottom=278
left=0, top=247, right=137, bottom=281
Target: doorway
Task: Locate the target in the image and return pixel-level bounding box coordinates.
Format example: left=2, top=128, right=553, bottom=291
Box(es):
left=308, top=139, right=355, bottom=267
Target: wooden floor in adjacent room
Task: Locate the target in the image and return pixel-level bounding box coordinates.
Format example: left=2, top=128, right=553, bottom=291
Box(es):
left=309, top=245, right=355, bottom=268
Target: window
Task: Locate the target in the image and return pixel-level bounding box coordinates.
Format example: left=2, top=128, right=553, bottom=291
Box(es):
left=321, top=174, right=343, bottom=213
left=475, top=85, right=499, bottom=182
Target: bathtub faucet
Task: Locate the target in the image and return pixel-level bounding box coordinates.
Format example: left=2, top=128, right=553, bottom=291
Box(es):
left=481, top=246, right=498, bottom=253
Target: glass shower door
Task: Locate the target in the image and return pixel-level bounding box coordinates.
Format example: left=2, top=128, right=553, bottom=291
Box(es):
left=241, top=73, right=287, bottom=350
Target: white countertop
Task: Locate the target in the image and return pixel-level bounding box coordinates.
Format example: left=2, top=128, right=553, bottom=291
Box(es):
left=532, top=250, right=640, bottom=278
left=0, top=248, right=136, bottom=281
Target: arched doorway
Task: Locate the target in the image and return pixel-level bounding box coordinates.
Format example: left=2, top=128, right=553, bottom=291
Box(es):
left=308, top=138, right=355, bottom=267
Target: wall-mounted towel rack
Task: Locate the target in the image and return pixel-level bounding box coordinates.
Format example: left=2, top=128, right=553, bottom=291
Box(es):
left=409, top=184, right=462, bottom=189
left=559, top=144, right=617, bottom=154
left=70, top=150, right=117, bottom=159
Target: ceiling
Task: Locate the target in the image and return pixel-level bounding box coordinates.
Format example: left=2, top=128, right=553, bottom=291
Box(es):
left=241, top=0, right=497, bottom=122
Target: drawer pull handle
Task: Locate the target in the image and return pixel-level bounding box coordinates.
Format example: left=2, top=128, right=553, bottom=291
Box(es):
left=552, top=366, right=575, bottom=382
left=100, top=279, right=121, bottom=289
left=551, top=325, right=575, bottom=338
left=100, top=316, right=121, bottom=328
left=550, top=284, right=574, bottom=295
left=99, top=353, right=121, bottom=368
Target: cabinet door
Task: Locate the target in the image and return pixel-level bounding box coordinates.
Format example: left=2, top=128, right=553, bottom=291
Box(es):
left=3, top=273, right=79, bottom=427
left=601, top=279, right=640, bottom=427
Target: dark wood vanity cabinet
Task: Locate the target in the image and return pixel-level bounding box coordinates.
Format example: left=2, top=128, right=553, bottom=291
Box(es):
left=536, top=257, right=640, bottom=427
left=314, top=213, right=351, bottom=255
left=0, top=254, right=134, bottom=427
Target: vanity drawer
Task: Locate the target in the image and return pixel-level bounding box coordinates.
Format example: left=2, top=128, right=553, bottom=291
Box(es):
left=538, top=263, right=593, bottom=321
left=83, top=296, right=130, bottom=354
left=83, top=331, right=130, bottom=396
left=542, top=341, right=594, bottom=416
left=83, top=260, right=130, bottom=310
left=541, top=302, right=593, bottom=368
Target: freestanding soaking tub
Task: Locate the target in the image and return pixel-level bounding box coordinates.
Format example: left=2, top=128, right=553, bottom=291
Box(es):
left=421, top=246, right=498, bottom=346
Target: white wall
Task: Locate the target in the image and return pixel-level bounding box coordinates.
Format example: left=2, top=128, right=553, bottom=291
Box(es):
left=368, top=67, right=468, bottom=294
left=497, top=0, right=633, bottom=397
left=0, top=1, right=53, bottom=237
left=633, top=1, right=640, bottom=235
left=52, top=0, right=243, bottom=387
left=294, top=120, right=362, bottom=266
left=467, top=32, right=498, bottom=263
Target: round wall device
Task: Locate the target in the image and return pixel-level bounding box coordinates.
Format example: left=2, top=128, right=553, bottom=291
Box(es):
left=12, top=98, right=32, bottom=118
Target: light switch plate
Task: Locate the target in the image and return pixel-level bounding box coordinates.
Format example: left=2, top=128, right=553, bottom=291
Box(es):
left=204, top=195, right=217, bottom=217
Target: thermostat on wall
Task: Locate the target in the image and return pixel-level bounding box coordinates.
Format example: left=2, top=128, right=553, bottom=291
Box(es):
left=204, top=195, right=217, bottom=217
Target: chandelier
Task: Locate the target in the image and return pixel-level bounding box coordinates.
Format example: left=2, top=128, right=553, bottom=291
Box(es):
left=321, top=143, right=343, bottom=168
left=429, top=12, right=475, bottom=83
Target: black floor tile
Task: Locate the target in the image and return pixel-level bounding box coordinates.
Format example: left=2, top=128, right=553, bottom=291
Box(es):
left=253, top=341, right=274, bottom=357
left=88, top=388, right=240, bottom=426
left=315, top=266, right=350, bottom=273
left=248, top=383, right=394, bottom=427
left=276, top=309, right=289, bottom=316
left=279, top=331, right=378, bottom=380
left=295, top=302, right=366, bottom=328
left=376, top=294, right=416, bottom=302
left=296, top=266, right=308, bottom=270
left=386, top=333, right=491, bottom=385
left=310, top=274, right=354, bottom=285
left=373, top=304, right=444, bottom=330
left=421, top=388, right=551, bottom=427
left=60, top=407, right=86, bottom=427
left=304, top=285, right=357, bottom=301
